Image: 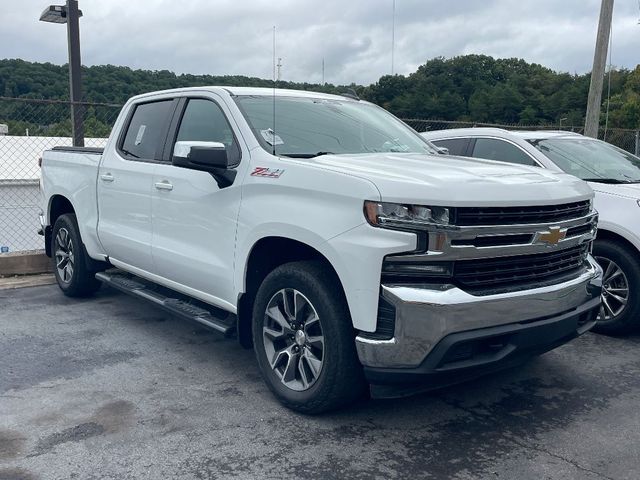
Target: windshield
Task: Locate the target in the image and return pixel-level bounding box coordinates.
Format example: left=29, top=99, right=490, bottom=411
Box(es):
left=234, top=95, right=437, bottom=158
left=528, top=137, right=640, bottom=183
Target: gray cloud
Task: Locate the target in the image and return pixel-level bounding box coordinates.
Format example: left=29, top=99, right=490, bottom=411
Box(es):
left=2, top=0, right=639, bottom=85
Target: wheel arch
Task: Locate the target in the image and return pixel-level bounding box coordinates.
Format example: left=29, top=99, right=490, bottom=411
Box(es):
left=596, top=228, right=640, bottom=255
left=45, top=195, right=76, bottom=257
left=236, top=236, right=349, bottom=349
left=48, top=194, right=76, bottom=224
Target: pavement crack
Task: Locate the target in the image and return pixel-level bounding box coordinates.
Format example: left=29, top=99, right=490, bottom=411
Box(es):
left=438, top=397, right=616, bottom=480
left=506, top=436, right=617, bottom=480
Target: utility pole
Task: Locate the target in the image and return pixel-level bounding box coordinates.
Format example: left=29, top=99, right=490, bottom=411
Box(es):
left=322, top=58, right=325, bottom=85
left=585, top=0, right=614, bottom=138
left=276, top=57, right=282, bottom=81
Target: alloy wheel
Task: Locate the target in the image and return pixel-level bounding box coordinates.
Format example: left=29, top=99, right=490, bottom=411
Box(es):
left=262, top=288, right=325, bottom=392
left=596, top=256, right=629, bottom=321
left=55, top=227, right=75, bottom=284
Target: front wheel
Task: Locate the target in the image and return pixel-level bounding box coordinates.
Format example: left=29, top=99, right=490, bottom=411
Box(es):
left=592, top=239, right=640, bottom=335
left=52, top=213, right=102, bottom=297
left=252, top=261, right=366, bottom=414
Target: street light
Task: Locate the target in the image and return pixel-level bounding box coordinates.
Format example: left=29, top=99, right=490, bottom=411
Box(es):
left=39, top=1, right=85, bottom=147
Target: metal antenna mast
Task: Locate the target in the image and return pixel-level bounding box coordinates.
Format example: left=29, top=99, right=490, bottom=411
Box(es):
left=272, top=26, right=277, bottom=155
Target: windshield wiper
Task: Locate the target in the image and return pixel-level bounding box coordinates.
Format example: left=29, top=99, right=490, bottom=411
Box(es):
left=279, top=152, right=334, bottom=159
left=582, top=178, right=640, bottom=184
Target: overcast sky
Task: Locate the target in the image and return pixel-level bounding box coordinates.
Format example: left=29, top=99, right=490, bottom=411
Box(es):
left=2, top=0, right=639, bottom=85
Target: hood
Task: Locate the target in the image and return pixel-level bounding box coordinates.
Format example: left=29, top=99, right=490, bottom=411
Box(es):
left=589, top=181, right=640, bottom=200
left=309, top=153, right=593, bottom=207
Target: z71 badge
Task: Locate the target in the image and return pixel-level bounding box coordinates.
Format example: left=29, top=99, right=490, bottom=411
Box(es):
left=251, top=167, right=285, bottom=178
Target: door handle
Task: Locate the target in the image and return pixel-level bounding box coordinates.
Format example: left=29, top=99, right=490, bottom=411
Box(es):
left=154, top=181, right=173, bottom=191
left=100, top=173, right=114, bottom=182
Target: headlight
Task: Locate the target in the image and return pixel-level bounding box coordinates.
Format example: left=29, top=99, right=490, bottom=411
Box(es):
left=364, top=201, right=452, bottom=229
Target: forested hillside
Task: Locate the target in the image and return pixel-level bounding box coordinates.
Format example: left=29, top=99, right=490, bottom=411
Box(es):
left=365, top=55, right=640, bottom=129
left=1, top=55, right=640, bottom=136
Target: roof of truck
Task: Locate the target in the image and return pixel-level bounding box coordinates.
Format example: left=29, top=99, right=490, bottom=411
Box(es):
left=132, top=86, right=362, bottom=103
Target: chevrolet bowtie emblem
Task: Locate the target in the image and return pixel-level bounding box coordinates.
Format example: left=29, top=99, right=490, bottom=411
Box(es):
left=536, top=226, right=568, bottom=246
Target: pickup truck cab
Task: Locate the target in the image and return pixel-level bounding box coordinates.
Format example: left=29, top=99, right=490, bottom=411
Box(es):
left=422, top=128, right=640, bottom=335
left=40, top=88, right=602, bottom=413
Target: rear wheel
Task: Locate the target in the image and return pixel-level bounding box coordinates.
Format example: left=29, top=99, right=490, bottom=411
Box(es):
left=52, top=214, right=102, bottom=297
left=592, top=239, right=640, bottom=335
left=252, top=261, right=366, bottom=414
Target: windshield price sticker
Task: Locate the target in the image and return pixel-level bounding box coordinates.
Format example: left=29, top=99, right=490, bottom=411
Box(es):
left=261, top=129, right=284, bottom=146
left=135, top=125, right=146, bottom=146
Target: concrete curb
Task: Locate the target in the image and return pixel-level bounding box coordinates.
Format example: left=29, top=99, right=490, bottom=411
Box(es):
left=0, top=252, right=52, bottom=276
left=0, top=274, right=56, bottom=290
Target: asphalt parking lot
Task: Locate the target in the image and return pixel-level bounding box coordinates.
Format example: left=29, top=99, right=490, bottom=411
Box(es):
left=1, top=283, right=640, bottom=480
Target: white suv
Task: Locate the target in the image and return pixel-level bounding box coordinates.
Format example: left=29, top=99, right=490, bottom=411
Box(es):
left=422, top=128, right=640, bottom=334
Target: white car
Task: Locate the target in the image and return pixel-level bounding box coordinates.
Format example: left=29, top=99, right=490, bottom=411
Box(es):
left=422, top=128, right=640, bottom=334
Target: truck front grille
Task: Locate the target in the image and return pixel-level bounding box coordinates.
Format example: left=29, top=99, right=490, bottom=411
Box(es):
left=456, top=200, right=591, bottom=226
left=454, top=244, right=589, bottom=295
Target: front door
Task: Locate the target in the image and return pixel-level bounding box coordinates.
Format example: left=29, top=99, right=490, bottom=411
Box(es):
left=151, top=96, right=244, bottom=308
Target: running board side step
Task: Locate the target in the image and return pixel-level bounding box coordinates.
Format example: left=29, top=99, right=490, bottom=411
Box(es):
left=95, top=270, right=236, bottom=336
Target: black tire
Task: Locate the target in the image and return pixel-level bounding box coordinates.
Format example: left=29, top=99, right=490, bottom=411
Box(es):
left=51, top=213, right=102, bottom=297
left=252, top=260, right=366, bottom=414
left=592, top=238, right=640, bottom=335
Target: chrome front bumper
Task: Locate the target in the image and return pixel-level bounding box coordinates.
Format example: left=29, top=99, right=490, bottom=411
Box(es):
left=356, top=256, right=603, bottom=370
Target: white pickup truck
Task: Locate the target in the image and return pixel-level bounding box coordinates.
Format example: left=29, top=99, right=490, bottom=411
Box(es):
left=40, top=87, right=602, bottom=413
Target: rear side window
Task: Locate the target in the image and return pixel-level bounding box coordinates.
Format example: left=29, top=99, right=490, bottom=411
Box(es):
left=472, top=138, right=537, bottom=166
left=121, top=100, right=174, bottom=160
left=431, top=138, right=470, bottom=156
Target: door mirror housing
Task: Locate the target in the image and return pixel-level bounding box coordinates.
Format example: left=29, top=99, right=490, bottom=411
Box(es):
left=172, top=141, right=236, bottom=188
left=172, top=141, right=229, bottom=171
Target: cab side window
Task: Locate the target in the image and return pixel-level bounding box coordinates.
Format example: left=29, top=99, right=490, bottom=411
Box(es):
left=121, top=100, right=174, bottom=160
left=175, top=99, right=241, bottom=166
left=472, top=138, right=537, bottom=166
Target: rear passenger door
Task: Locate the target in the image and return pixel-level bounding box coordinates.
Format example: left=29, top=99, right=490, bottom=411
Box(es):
left=97, top=99, right=177, bottom=273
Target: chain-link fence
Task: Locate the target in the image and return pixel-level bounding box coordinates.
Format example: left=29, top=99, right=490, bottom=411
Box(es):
left=0, top=97, right=121, bottom=255
left=403, top=118, right=640, bottom=155
left=2, top=96, right=640, bottom=256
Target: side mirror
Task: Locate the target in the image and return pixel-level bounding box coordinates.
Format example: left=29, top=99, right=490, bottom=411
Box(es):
left=435, top=146, right=449, bottom=155
left=172, top=141, right=236, bottom=188
left=172, top=141, right=229, bottom=171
